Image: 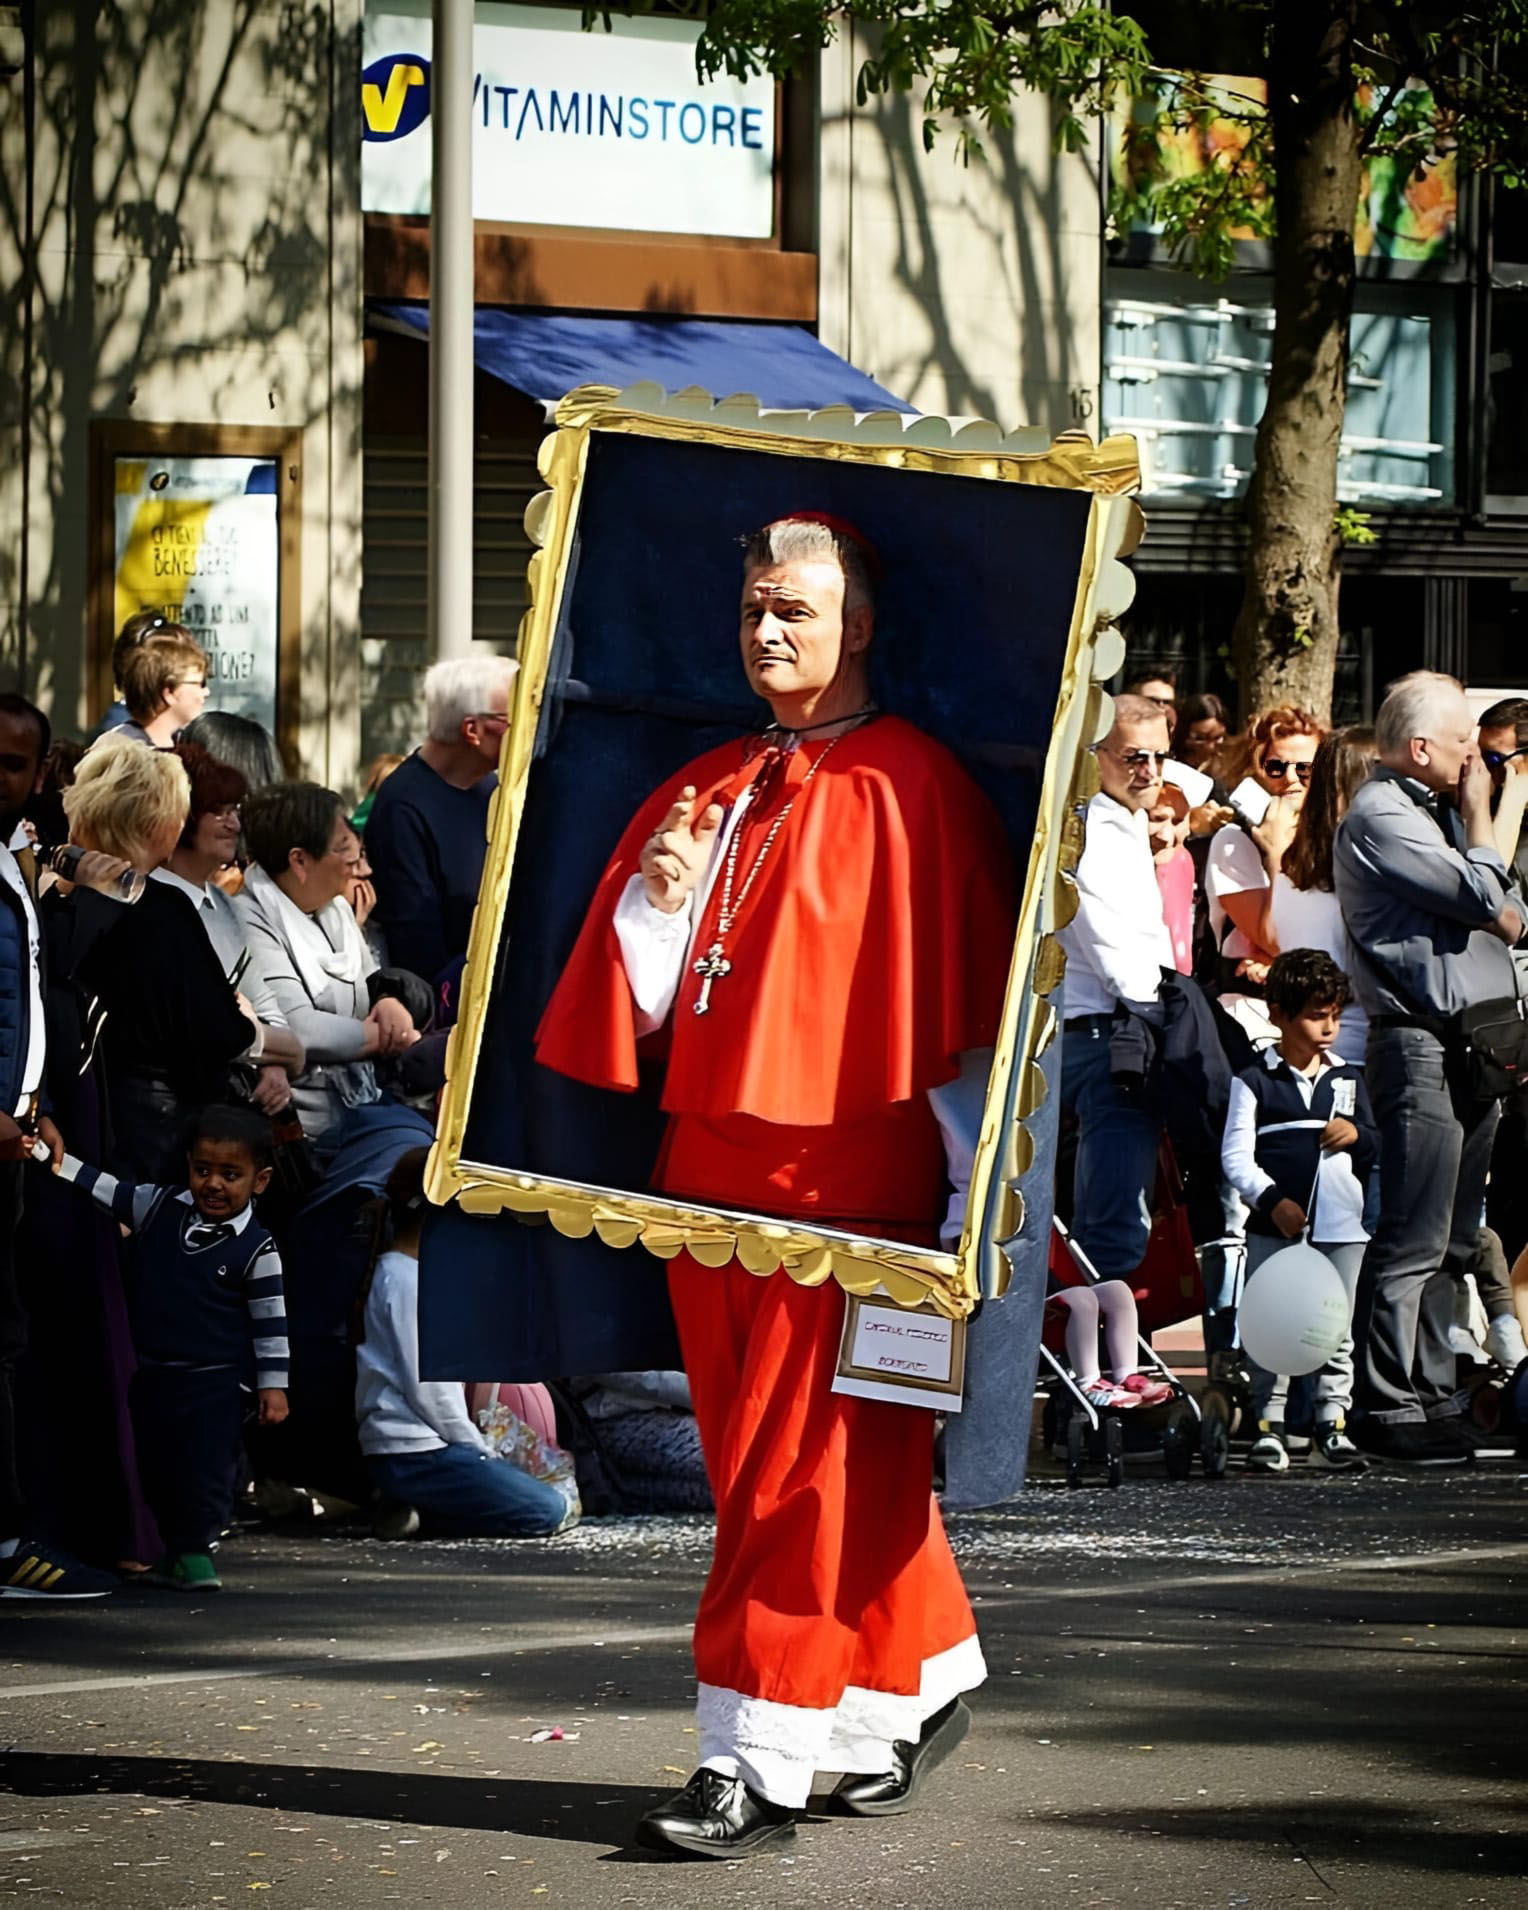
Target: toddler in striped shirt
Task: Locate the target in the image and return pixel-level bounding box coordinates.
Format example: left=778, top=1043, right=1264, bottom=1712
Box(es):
left=53, top=1103, right=286, bottom=1592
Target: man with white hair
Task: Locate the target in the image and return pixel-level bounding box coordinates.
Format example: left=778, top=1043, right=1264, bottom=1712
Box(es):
left=1334, top=670, right=1526, bottom=1465
left=364, top=654, right=516, bottom=982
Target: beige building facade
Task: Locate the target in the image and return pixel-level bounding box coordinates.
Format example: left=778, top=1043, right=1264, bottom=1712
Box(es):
left=2, top=1, right=1102, bottom=790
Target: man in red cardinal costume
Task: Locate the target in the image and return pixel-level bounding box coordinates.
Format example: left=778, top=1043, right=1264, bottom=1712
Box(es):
left=536, top=513, right=1016, bottom=1858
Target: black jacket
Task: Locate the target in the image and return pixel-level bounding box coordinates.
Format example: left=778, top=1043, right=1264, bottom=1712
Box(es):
left=1108, top=968, right=1234, bottom=1159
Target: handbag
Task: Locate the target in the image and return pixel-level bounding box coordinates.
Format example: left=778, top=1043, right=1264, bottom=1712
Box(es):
left=1458, top=996, right=1528, bottom=1101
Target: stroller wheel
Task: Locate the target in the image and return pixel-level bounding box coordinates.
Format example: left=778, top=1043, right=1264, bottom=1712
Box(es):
left=1104, top=1414, right=1125, bottom=1488
left=1065, top=1414, right=1086, bottom=1489
left=1162, top=1403, right=1196, bottom=1480
left=1199, top=1397, right=1231, bottom=1480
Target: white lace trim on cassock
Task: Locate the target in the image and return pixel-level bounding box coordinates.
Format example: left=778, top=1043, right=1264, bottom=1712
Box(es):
left=696, top=1632, right=987, bottom=1808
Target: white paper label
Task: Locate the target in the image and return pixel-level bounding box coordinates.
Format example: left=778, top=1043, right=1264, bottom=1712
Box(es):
left=848, top=1302, right=956, bottom=1386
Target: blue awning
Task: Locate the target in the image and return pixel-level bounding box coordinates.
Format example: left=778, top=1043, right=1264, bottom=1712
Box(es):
left=368, top=301, right=914, bottom=414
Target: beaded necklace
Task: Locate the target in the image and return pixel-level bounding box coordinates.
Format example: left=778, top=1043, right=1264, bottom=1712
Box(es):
left=690, top=725, right=855, bottom=1016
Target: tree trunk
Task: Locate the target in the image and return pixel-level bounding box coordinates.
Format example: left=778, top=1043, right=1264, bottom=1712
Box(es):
left=1231, top=3, right=1362, bottom=722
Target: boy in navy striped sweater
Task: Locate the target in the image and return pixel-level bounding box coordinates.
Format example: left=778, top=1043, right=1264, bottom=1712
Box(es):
left=53, top=1104, right=287, bottom=1591
left=1222, top=950, right=1379, bottom=1475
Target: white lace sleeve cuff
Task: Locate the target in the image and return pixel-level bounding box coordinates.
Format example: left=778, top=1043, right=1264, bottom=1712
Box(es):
left=613, top=873, right=693, bottom=1035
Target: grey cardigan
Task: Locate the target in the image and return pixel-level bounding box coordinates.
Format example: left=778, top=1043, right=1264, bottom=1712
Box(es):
left=233, top=868, right=379, bottom=1141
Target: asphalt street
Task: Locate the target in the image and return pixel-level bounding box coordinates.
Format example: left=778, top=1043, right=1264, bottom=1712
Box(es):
left=1, top=1464, right=1525, bottom=1909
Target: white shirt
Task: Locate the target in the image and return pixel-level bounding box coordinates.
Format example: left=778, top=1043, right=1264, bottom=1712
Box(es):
left=356, top=1249, right=489, bottom=1457
left=1205, top=823, right=1268, bottom=963
left=1221, top=1050, right=1369, bottom=1246
left=611, top=793, right=987, bottom=1247
left=0, top=840, right=45, bottom=1117
left=1056, top=792, right=1173, bottom=1017
left=1267, top=874, right=1369, bottom=1060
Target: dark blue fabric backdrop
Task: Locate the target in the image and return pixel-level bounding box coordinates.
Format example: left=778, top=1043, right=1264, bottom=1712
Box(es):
left=419, top=432, right=1091, bottom=1390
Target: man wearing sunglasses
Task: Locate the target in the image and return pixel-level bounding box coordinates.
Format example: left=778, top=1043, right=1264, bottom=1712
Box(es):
left=1057, top=696, right=1178, bottom=1284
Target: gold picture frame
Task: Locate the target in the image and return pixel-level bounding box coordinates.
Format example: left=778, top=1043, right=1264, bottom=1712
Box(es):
left=426, top=386, right=1143, bottom=1320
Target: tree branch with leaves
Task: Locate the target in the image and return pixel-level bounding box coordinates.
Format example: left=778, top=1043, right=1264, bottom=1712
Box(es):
left=680, top=0, right=1528, bottom=717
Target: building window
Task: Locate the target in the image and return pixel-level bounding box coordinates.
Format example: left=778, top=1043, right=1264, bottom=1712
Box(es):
left=1102, top=273, right=1456, bottom=508
left=1485, top=185, right=1528, bottom=513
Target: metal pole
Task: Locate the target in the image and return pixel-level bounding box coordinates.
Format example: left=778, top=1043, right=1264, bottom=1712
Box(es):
left=429, top=0, right=475, bottom=660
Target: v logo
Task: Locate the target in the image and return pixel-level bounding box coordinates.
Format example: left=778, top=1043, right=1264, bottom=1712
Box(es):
left=363, top=63, right=426, bottom=136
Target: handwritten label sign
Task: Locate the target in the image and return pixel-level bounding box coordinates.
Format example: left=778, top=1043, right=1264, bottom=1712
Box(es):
left=112, top=456, right=280, bottom=736
left=833, top=1296, right=966, bottom=1413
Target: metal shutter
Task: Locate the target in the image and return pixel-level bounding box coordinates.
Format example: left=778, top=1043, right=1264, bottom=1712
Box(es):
left=359, top=429, right=547, bottom=765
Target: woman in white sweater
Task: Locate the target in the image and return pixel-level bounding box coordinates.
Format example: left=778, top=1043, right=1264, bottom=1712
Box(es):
left=355, top=1150, right=576, bottom=1539
left=234, top=784, right=418, bottom=1146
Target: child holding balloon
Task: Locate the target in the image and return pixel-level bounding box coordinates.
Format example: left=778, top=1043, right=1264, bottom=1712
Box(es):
left=1221, top=949, right=1379, bottom=1473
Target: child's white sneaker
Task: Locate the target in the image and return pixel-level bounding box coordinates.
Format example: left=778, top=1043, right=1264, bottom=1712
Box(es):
left=1308, top=1423, right=1368, bottom=1472
left=1247, top=1424, right=1290, bottom=1473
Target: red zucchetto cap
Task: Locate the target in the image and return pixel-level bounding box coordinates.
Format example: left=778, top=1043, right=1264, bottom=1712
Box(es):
left=776, top=510, right=884, bottom=585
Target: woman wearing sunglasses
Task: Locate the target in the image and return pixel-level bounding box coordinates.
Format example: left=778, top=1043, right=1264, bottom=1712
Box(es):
left=1204, top=704, right=1326, bottom=1038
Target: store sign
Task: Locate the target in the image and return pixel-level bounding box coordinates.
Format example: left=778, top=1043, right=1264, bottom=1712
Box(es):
left=361, top=2, right=776, bottom=239
left=112, top=457, right=280, bottom=734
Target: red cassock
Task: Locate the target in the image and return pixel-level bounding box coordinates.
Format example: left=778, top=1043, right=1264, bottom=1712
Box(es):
left=536, top=714, right=1016, bottom=1806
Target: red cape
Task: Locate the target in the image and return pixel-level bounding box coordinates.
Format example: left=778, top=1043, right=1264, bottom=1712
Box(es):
left=534, top=715, right=1017, bottom=1128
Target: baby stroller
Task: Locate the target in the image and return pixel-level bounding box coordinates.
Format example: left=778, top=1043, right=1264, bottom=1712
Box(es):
left=1041, top=1144, right=1224, bottom=1483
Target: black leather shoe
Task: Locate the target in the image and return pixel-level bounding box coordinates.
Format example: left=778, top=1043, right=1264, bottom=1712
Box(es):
left=634, top=1768, right=798, bottom=1859
left=828, top=1696, right=971, bottom=1817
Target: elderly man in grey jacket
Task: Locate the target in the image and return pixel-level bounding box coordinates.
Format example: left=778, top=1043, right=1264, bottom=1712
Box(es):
left=1334, top=671, right=1526, bottom=1465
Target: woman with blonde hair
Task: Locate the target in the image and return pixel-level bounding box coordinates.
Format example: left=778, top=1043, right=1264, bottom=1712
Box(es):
left=60, top=737, right=261, bottom=1179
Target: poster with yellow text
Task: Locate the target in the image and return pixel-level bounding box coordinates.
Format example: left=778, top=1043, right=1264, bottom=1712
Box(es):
left=113, top=456, right=280, bottom=734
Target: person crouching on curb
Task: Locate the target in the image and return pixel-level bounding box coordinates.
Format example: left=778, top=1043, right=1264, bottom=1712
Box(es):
left=1221, top=949, right=1378, bottom=1474
left=45, top=1103, right=287, bottom=1590
left=355, top=1148, right=578, bottom=1542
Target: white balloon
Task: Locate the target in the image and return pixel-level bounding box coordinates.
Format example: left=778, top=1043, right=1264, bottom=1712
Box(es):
left=1238, top=1243, right=1352, bottom=1377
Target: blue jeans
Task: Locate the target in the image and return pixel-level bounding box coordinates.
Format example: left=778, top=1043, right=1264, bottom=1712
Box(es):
left=367, top=1444, right=573, bottom=1537
left=1061, top=1017, right=1161, bottom=1278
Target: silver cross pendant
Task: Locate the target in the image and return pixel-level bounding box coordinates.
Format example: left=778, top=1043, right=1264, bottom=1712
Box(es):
left=692, top=940, right=732, bottom=1015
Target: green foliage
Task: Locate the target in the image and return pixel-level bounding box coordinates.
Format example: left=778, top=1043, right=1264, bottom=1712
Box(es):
left=686, top=1, right=1528, bottom=272
left=693, top=2, right=1151, bottom=136
left=1334, top=506, right=1378, bottom=547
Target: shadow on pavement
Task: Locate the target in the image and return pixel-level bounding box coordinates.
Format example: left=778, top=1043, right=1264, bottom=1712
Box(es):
left=1054, top=1799, right=1528, bottom=1880
left=0, top=1750, right=669, bottom=1851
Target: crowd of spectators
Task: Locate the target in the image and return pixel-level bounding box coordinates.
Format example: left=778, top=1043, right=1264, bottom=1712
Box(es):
left=0, top=626, right=707, bottom=1601
left=1060, top=666, right=1528, bottom=1473
left=3, top=624, right=1525, bottom=1601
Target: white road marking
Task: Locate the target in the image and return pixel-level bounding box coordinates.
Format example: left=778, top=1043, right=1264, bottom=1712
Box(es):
left=0, top=1622, right=692, bottom=1701
left=4, top=1540, right=1524, bottom=1703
